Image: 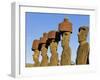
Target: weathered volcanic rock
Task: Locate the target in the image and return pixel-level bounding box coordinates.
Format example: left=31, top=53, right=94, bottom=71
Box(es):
left=40, top=33, right=48, bottom=44
left=32, top=39, right=40, bottom=50
left=48, top=31, right=56, bottom=39
left=58, top=18, right=72, bottom=33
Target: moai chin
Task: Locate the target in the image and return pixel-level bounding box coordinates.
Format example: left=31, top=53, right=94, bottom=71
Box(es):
left=48, top=31, right=59, bottom=66
left=40, top=33, right=48, bottom=66
left=58, top=18, right=72, bottom=65
left=32, top=40, right=40, bottom=66
left=76, top=26, right=89, bottom=64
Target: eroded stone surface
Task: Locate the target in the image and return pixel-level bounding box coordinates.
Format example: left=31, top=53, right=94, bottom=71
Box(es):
left=76, top=27, right=89, bottom=64
left=32, top=40, right=40, bottom=50
left=32, top=49, right=40, bottom=66
left=32, top=40, right=40, bottom=66
left=40, top=43, right=48, bottom=66
left=58, top=18, right=72, bottom=33
left=60, top=32, right=71, bottom=65
left=48, top=31, right=59, bottom=66
left=49, top=40, right=58, bottom=66
left=58, top=18, right=72, bottom=65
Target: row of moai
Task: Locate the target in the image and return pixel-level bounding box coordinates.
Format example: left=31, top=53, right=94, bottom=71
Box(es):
left=32, top=18, right=89, bottom=67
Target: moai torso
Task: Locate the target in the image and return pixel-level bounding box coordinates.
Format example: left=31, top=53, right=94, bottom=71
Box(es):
left=49, top=41, right=58, bottom=66
left=33, top=49, right=40, bottom=66
left=40, top=45, right=48, bottom=66
left=76, top=42, right=89, bottom=64
left=61, top=32, right=71, bottom=65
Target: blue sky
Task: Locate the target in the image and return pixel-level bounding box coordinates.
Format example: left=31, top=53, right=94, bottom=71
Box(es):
left=25, top=12, right=89, bottom=64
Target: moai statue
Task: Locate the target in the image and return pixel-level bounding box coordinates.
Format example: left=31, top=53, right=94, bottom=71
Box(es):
left=48, top=31, right=60, bottom=66
left=58, top=18, right=72, bottom=65
left=32, top=40, right=40, bottom=66
left=40, top=33, right=48, bottom=66
left=76, top=26, right=89, bottom=64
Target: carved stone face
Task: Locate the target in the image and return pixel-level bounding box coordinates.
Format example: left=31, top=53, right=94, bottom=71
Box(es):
left=63, top=32, right=71, bottom=40
left=62, top=32, right=71, bottom=47
left=78, top=29, right=87, bottom=42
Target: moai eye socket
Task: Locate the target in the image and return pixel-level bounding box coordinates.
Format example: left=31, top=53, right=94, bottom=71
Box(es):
left=79, top=27, right=87, bottom=32
left=64, top=32, right=71, bottom=36
left=65, top=33, right=68, bottom=35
